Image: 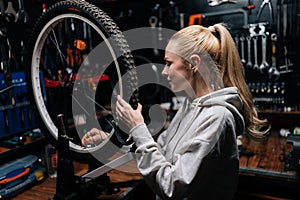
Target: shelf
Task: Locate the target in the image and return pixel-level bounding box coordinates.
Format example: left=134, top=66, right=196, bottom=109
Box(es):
left=258, top=110, right=300, bottom=115
left=256, top=110, right=300, bottom=130
left=0, top=135, right=47, bottom=163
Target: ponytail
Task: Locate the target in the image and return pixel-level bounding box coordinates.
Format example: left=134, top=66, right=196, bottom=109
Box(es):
left=213, top=23, right=270, bottom=138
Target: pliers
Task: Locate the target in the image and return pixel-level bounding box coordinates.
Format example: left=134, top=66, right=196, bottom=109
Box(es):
left=256, top=0, right=274, bottom=23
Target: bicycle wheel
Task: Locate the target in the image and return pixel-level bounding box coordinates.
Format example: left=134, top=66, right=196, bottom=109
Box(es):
left=26, top=0, right=138, bottom=162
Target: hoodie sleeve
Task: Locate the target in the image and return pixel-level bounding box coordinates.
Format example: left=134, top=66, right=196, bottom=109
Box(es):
left=130, top=108, right=229, bottom=199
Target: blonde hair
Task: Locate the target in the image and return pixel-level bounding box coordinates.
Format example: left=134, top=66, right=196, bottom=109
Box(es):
left=169, top=23, right=270, bottom=138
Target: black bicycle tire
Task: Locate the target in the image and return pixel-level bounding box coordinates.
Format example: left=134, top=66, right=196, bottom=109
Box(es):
left=26, top=0, right=138, bottom=163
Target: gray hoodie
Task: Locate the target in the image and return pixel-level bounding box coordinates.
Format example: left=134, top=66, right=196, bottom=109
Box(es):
left=130, top=87, right=245, bottom=200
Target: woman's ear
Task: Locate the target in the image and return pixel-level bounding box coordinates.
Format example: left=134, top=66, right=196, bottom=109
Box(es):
left=189, top=54, right=201, bottom=73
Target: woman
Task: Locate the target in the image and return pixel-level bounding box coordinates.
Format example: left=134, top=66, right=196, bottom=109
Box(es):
left=82, top=23, right=270, bottom=199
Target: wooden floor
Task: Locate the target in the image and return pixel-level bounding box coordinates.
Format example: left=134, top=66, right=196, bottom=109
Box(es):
left=12, top=159, right=143, bottom=200
left=8, top=132, right=300, bottom=200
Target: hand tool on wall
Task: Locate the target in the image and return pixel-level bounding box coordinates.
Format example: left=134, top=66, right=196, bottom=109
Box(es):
left=201, top=8, right=248, bottom=28
left=188, top=13, right=202, bottom=26
left=252, top=36, right=259, bottom=70
left=243, top=0, right=255, bottom=14
left=5, top=0, right=18, bottom=22
left=282, top=0, right=294, bottom=38
left=282, top=0, right=288, bottom=37
left=149, top=16, right=159, bottom=56
left=16, top=0, right=29, bottom=23
left=207, top=0, right=237, bottom=7
left=168, top=1, right=179, bottom=25
left=288, top=0, right=294, bottom=38
left=279, top=46, right=293, bottom=74
left=259, top=34, right=269, bottom=73
left=234, top=35, right=239, bottom=49
left=157, top=5, right=163, bottom=44
left=7, top=37, right=18, bottom=71
left=0, top=0, right=5, bottom=16
left=0, top=37, right=15, bottom=105
left=276, top=0, right=282, bottom=37
left=268, top=33, right=280, bottom=81
left=249, top=23, right=266, bottom=37
left=246, top=35, right=252, bottom=68
left=179, top=13, right=184, bottom=29
left=16, top=92, right=25, bottom=128
left=239, top=35, right=246, bottom=65
left=74, top=39, right=85, bottom=65
left=256, top=0, right=274, bottom=24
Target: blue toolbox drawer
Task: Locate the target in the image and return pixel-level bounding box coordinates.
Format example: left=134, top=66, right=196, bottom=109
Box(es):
left=0, top=155, right=45, bottom=199
left=0, top=72, right=37, bottom=139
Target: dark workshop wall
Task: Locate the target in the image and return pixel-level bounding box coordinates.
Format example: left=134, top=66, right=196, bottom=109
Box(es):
left=1, top=0, right=300, bottom=132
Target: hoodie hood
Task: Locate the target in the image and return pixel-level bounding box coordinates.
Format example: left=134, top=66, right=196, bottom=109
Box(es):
left=191, top=87, right=245, bottom=134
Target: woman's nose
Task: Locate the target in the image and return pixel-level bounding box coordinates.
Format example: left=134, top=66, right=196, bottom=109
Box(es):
left=162, top=66, right=168, bottom=77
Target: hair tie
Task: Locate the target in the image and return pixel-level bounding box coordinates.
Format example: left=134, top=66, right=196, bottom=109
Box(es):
left=208, top=26, right=216, bottom=33
left=208, top=25, right=220, bottom=39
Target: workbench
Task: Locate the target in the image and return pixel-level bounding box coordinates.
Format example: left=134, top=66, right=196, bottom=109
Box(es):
left=237, top=131, right=299, bottom=199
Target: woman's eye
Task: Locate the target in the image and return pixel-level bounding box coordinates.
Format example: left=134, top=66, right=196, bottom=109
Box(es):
left=165, top=61, right=171, bottom=67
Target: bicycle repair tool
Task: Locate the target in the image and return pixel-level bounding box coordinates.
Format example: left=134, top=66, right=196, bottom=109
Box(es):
left=279, top=46, right=293, bottom=74
left=149, top=15, right=159, bottom=56
left=234, top=35, right=239, bottom=49
left=246, top=36, right=252, bottom=68
left=249, top=22, right=267, bottom=37
left=202, top=8, right=248, bottom=28
left=256, top=0, right=274, bottom=24
left=258, top=34, right=269, bottom=73
left=0, top=37, right=15, bottom=134
left=179, top=13, right=184, bottom=29
left=52, top=114, right=130, bottom=200
left=82, top=151, right=135, bottom=182
left=4, top=0, right=18, bottom=22
left=0, top=0, right=5, bottom=16
left=268, top=33, right=280, bottom=81
left=243, top=0, right=255, bottom=14
left=283, top=0, right=288, bottom=37
left=208, top=0, right=237, bottom=7
left=16, top=0, right=29, bottom=23
left=188, top=6, right=249, bottom=27
left=52, top=114, right=77, bottom=200
left=239, top=35, right=246, bottom=65
left=276, top=0, right=282, bottom=37
left=252, top=36, right=259, bottom=70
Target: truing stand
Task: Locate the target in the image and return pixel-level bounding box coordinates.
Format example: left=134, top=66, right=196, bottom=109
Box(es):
left=82, top=152, right=135, bottom=181
left=51, top=114, right=77, bottom=200
left=51, top=114, right=135, bottom=200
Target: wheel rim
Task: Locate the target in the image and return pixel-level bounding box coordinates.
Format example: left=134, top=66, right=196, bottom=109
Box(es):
left=31, top=13, right=124, bottom=154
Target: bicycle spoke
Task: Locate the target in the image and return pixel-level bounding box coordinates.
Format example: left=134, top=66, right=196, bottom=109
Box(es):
left=27, top=0, right=137, bottom=161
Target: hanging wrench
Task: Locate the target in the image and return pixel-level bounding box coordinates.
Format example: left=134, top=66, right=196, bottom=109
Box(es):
left=0, top=0, right=5, bottom=16
left=268, top=33, right=280, bottom=80
left=179, top=13, right=185, bottom=29
left=149, top=16, right=159, bottom=56
left=246, top=36, right=252, bottom=68
left=17, top=0, right=29, bottom=23
left=239, top=36, right=246, bottom=65
left=252, top=36, right=259, bottom=70
left=234, top=35, right=239, bottom=49
left=5, top=0, right=18, bottom=22
left=259, top=34, right=269, bottom=73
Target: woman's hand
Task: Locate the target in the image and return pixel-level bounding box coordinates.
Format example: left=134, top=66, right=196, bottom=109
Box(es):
left=116, top=95, right=144, bottom=130
left=81, top=128, right=109, bottom=146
